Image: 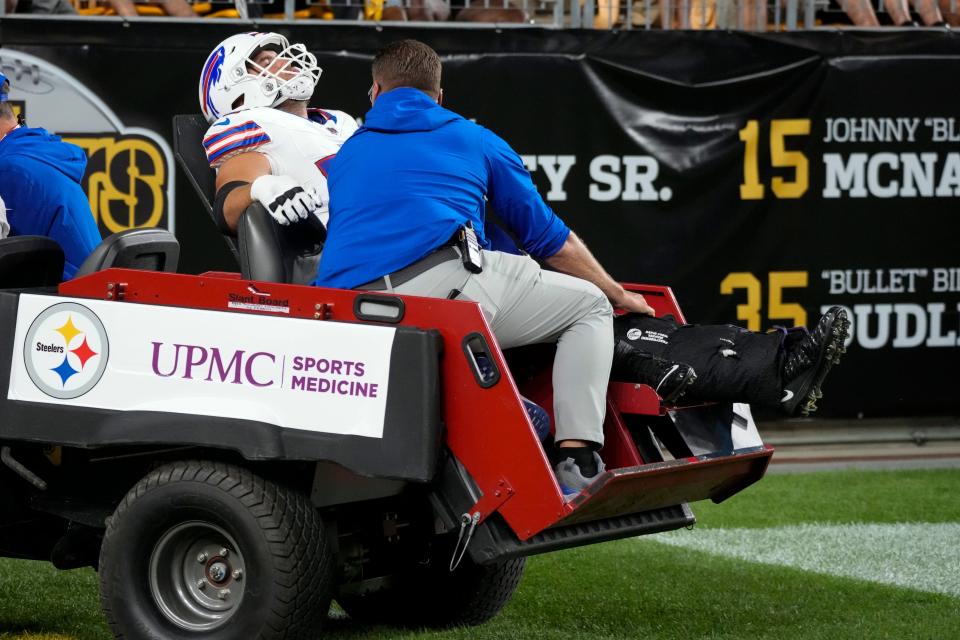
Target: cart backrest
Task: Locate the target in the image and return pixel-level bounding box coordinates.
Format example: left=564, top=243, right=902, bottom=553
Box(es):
left=75, top=229, right=180, bottom=277
left=172, top=114, right=239, bottom=263
left=0, top=236, right=64, bottom=288
left=237, top=203, right=325, bottom=285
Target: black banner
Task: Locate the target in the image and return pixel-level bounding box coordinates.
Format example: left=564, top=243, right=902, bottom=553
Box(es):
left=2, top=19, right=959, bottom=417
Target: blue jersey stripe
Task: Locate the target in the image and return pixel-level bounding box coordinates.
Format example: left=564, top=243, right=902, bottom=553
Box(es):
left=308, top=109, right=338, bottom=125
left=207, top=134, right=271, bottom=163
left=203, top=122, right=263, bottom=149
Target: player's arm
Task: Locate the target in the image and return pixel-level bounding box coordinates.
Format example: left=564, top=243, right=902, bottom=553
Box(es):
left=482, top=130, right=654, bottom=315
left=213, top=152, right=271, bottom=234
left=213, top=152, right=326, bottom=236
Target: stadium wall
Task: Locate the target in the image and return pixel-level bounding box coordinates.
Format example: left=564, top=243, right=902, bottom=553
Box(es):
left=1, top=18, right=959, bottom=417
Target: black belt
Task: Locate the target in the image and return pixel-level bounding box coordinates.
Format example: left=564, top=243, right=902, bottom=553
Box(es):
left=356, top=246, right=460, bottom=291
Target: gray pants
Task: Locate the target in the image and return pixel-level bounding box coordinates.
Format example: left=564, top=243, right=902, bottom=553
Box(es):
left=388, top=249, right=613, bottom=446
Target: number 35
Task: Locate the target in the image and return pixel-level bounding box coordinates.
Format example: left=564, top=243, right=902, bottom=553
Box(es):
left=720, top=271, right=808, bottom=331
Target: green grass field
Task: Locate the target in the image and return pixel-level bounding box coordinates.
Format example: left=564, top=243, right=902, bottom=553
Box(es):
left=0, top=468, right=957, bottom=640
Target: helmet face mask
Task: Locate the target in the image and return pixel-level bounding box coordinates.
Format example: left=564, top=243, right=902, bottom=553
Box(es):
left=247, top=41, right=322, bottom=104
left=199, top=32, right=323, bottom=123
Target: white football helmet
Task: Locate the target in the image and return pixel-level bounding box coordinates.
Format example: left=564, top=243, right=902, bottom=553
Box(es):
left=199, top=32, right=323, bottom=123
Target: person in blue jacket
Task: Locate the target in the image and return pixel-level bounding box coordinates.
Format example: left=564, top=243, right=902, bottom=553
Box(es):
left=0, top=73, right=101, bottom=279
left=315, top=40, right=661, bottom=497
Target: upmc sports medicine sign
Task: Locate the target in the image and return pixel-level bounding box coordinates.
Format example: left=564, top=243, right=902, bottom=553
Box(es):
left=9, top=296, right=396, bottom=438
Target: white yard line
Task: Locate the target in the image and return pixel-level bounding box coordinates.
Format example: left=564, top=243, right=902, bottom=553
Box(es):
left=650, top=523, right=960, bottom=598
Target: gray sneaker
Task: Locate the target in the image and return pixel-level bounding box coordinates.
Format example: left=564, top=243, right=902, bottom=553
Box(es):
left=554, top=452, right=606, bottom=499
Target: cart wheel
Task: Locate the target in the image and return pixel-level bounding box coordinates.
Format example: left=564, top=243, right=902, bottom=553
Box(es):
left=99, top=460, right=332, bottom=640
left=339, top=535, right=525, bottom=628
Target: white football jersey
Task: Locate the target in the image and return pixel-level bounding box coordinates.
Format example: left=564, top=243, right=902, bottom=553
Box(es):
left=202, top=106, right=358, bottom=224
left=0, top=193, right=8, bottom=239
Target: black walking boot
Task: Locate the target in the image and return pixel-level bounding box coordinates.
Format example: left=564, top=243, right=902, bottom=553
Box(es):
left=612, top=340, right=697, bottom=404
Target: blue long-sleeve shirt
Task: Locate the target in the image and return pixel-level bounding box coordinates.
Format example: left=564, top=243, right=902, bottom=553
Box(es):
left=314, top=88, right=569, bottom=289
left=0, top=126, right=102, bottom=279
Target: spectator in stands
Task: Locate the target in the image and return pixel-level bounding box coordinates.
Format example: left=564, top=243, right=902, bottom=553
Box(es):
left=455, top=0, right=528, bottom=21
left=594, top=0, right=764, bottom=30
left=941, top=0, right=960, bottom=24
left=876, top=0, right=941, bottom=24
left=379, top=0, right=528, bottom=22
left=832, top=0, right=945, bottom=26
left=899, top=0, right=946, bottom=24
left=7, top=0, right=195, bottom=16
left=105, top=0, right=196, bottom=16
left=834, top=0, right=881, bottom=25
left=6, top=0, right=75, bottom=11
left=380, top=0, right=449, bottom=19
left=597, top=0, right=950, bottom=29
left=0, top=74, right=101, bottom=279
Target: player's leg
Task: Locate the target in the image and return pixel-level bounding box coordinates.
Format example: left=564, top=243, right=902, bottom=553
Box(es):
left=614, top=307, right=850, bottom=416
left=388, top=250, right=614, bottom=495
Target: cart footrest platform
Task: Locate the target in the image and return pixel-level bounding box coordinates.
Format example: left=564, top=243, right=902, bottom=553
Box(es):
left=559, top=446, right=773, bottom=526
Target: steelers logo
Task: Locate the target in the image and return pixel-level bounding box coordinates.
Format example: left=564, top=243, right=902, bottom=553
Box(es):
left=23, top=303, right=110, bottom=400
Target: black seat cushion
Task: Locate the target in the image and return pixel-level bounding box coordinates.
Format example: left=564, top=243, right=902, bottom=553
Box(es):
left=0, top=236, right=65, bottom=287
left=75, top=229, right=180, bottom=278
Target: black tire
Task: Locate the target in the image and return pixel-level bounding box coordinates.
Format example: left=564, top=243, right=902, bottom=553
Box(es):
left=99, top=460, right=332, bottom=640
left=339, top=536, right=525, bottom=628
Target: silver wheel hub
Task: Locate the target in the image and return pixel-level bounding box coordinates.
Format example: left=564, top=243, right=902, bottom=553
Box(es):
left=209, top=562, right=229, bottom=583
left=148, top=521, right=247, bottom=632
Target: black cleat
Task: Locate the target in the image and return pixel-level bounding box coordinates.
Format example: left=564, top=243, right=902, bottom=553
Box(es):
left=781, top=307, right=850, bottom=416
left=612, top=340, right=697, bottom=404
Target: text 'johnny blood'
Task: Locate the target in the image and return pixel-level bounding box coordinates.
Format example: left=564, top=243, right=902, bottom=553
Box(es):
left=150, top=343, right=380, bottom=398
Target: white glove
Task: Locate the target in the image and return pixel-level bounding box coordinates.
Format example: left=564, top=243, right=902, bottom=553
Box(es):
left=250, top=175, right=325, bottom=226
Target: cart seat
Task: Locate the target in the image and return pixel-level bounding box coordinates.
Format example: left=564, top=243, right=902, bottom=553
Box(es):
left=236, top=203, right=325, bottom=285
left=0, top=236, right=64, bottom=288
left=75, top=229, right=180, bottom=277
